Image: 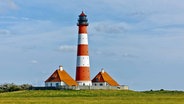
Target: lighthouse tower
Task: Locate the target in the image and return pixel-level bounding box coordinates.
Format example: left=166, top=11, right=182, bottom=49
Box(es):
left=76, top=11, right=92, bottom=86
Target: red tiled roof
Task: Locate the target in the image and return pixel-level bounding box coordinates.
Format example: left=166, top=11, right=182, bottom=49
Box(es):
left=92, top=71, right=119, bottom=86
left=45, top=69, right=78, bottom=86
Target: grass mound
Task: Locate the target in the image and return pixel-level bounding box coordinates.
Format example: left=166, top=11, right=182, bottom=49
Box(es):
left=0, top=90, right=184, bottom=104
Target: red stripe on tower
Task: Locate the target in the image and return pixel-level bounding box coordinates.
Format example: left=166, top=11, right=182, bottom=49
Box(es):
left=76, top=11, right=92, bottom=86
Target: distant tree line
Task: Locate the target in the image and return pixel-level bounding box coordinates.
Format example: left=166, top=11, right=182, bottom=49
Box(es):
left=0, top=83, right=32, bottom=93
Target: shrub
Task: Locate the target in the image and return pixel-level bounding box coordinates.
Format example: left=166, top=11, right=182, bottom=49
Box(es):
left=0, top=83, right=32, bottom=93
left=160, top=89, right=164, bottom=91
left=20, top=84, right=32, bottom=90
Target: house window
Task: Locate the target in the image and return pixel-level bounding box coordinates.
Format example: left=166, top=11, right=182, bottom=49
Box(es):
left=56, top=83, right=59, bottom=87
left=95, top=78, right=99, bottom=82
left=100, top=83, right=103, bottom=86
left=94, top=83, right=97, bottom=86
left=50, top=83, right=52, bottom=87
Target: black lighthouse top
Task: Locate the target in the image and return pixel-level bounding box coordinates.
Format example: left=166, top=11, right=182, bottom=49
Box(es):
left=77, top=11, right=88, bottom=26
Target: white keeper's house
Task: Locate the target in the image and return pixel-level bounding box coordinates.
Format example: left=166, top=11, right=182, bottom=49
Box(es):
left=45, top=66, right=78, bottom=87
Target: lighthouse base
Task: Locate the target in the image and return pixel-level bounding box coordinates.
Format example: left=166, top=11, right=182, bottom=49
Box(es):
left=77, top=81, right=92, bottom=86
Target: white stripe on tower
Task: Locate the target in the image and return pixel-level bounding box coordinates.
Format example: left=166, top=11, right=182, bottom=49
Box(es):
left=78, top=33, right=88, bottom=44
left=77, top=56, right=90, bottom=66
left=76, top=11, right=92, bottom=86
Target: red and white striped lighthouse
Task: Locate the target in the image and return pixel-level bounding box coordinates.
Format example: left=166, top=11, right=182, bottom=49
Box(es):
left=76, top=11, right=92, bottom=86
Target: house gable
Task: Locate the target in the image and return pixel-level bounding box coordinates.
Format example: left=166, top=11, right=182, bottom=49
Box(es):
left=45, top=70, right=61, bottom=82
left=45, top=69, right=78, bottom=86
left=92, top=70, right=119, bottom=86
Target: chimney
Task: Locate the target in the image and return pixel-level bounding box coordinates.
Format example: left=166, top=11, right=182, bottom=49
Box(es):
left=59, top=65, right=63, bottom=71
left=101, top=68, right=105, bottom=73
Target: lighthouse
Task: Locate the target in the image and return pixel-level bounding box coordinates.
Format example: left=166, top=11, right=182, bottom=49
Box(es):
left=44, top=11, right=128, bottom=90
left=76, top=11, right=92, bottom=86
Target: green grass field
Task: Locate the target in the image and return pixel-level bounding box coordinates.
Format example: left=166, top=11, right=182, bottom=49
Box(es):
left=0, top=90, right=184, bottom=104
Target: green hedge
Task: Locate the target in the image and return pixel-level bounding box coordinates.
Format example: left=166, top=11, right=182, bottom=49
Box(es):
left=0, top=83, right=32, bottom=93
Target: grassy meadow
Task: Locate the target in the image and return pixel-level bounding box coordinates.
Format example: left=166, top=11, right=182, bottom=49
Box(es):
left=0, top=90, right=184, bottom=104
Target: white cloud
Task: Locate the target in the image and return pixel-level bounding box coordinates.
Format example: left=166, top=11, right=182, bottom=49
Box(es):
left=94, top=50, right=137, bottom=59
left=102, top=0, right=184, bottom=12
left=0, top=0, right=19, bottom=13
left=89, top=1, right=184, bottom=35
left=0, top=15, right=62, bottom=37
left=58, top=45, right=76, bottom=52
left=31, top=60, right=38, bottom=64
left=0, top=29, right=10, bottom=35
left=91, top=21, right=129, bottom=34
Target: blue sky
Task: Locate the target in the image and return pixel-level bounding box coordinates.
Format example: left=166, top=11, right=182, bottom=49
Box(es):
left=0, top=0, right=184, bottom=91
